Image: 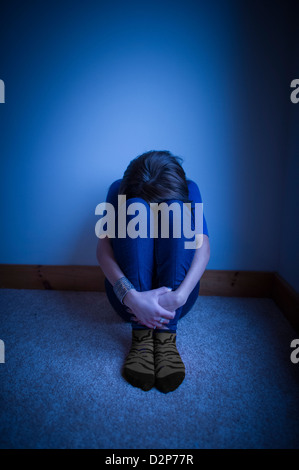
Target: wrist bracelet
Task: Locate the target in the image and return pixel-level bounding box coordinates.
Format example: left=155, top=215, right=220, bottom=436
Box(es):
left=113, top=276, right=135, bottom=304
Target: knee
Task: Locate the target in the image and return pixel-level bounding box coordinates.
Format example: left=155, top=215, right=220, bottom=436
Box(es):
left=126, top=197, right=150, bottom=208
left=125, top=197, right=151, bottom=223
left=159, top=199, right=184, bottom=235
left=166, top=199, right=184, bottom=219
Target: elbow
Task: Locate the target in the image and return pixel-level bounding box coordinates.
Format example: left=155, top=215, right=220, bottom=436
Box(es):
left=96, top=237, right=111, bottom=267
left=203, top=235, right=210, bottom=265
left=96, top=239, right=103, bottom=266
left=205, top=247, right=210, bottom=266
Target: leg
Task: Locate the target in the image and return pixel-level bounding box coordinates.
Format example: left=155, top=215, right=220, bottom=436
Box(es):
left=105, top=197, right=155, bottom=327
left=105, top=197, right=155, bottom=390
left=153, top=200, right=198, bottom=392
left=154, top=199, right=197, bottom=331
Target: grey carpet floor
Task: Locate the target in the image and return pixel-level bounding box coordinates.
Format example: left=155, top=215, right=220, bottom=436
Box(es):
left=0, top=288, right=298, bottom=449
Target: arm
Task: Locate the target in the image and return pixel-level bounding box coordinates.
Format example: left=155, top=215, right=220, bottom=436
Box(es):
left=177, top=234, right=210, bottom=304
left=158, top=234, right=210, bottom=311
left=96, top=237, right=175, bottom=328
left=96, top=236, right=125, bottom=286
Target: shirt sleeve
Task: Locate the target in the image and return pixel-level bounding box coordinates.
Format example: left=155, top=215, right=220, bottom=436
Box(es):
left=187, top=179, right=209, bottom=237
left=105, top=179, right=122, bottom=208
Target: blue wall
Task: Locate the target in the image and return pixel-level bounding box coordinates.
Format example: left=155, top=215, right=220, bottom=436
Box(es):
left=0, top=1, right=298, bottom=290
left=278, top=30, right=299, bottom=293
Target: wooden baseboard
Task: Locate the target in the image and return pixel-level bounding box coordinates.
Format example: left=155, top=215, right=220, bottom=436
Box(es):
left=199, top=270, right=273, bottom=297
left=0, top=264, right=105, bottom=292
left=271, top=272, right=299, bottom=333
left=0, top=265, right=273, bottom=296
left=0, top=264, right=298, bottom=331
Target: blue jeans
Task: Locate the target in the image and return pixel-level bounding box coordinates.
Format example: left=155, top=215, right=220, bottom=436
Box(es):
left=104, top=197, right=200, bottom=332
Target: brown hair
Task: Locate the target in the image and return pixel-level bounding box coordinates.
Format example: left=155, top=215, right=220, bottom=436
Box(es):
left=118, top=150, right=189, bottom=203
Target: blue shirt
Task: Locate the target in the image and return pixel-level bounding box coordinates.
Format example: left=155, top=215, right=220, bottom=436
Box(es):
left=105, top=178, right=209, bottom=237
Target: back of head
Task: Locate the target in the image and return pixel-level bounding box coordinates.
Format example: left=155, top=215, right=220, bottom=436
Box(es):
left=119, top=150, right=189, bottom=203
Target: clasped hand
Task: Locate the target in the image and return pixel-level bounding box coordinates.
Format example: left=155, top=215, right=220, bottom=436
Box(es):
left=123, top=286, right=185, bottom=329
